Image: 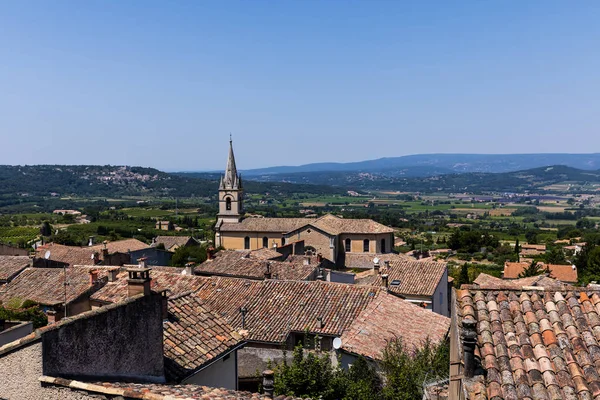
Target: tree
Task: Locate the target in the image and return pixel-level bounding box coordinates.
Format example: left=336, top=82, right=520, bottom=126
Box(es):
left=518, top=260, right=548, bottom=278
left=40, top=221, right=53, bottom=237
left=515, top=238, right=520, bottom=262
left=545, top=247, right=568, bottom=265
left=171, top=245, right=207, bottom=267
left=456, top=264, right=470, bottom=287
left=525, top=230, right=538, bottom=245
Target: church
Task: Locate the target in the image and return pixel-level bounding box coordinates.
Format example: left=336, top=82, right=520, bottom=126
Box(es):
left=214, top=140, right=395, bottom=267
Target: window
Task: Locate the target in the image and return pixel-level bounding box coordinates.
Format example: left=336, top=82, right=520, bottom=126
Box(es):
left=225, top=197, right=232, bottom=211
left=262, top=236, right=268, bottom=248
left=363, top=239, right=370, bottom=252
left=345, top=238, right=351, bottom=252
left=244, top=236, right=250, bottom=249
left=281, top=237, right=286, bottom=246
left=381, top=238, right=386, bottom=253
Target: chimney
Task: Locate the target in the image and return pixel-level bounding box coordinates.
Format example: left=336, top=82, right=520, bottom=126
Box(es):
left=184, top=262, right=195, bottom=276
left=303, top=256, right=311, bottom=265
left=317, top=267, right=325, bottom=281
left=381, top=274, right=389, bottom=289
left=207, top=247, right=215, bottom=260
left=462, top=318, right=477, bottom=378
left=384, top=260, right=390, bottom=268
left=47, top=310, right=60, bottom=325
left=272, top=241, right=278, bottom=250
left=108, top=268, right=118, bottom=282
left=264, top=262, right=272, bottom=280
left=88, top=236, right=95, bottom=246
left=262, top=370, right=274, bottom=399
left=240, top=306, right=248, bottom=329
left=316, top=253, right=323, bottom=263
left=138, top=257, right=148, bottom=269
left=92, top=252, right=101, bottom=265
left=89, top=269, right=99, bottom=285
left=373, top=263, right=380, bottom=274
left=127, top=267, right=152, bottom=297
left=160, top=290, right=168, bottom=321
left=316, top=316, right=325, bottom=329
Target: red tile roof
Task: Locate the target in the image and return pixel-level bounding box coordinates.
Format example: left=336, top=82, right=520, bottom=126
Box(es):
left=456, top=287, right=600, bottom=400
left=164, top=293, right=242, bottom=382
left=90, top=269, right=208, bottom=304
left=344, top=252, right=411, bottom=269
left=0, top=255, right=30, bottom=282
left=90, top=238, right=149, bottom=253
left=340, top=294, right=450, bottom=361
left=0, top=267, right=106, bottom=306
left=40, top=376, right=295, bottom=399
left=473, top=273, right=568, bottom=290
left=197, top=250, right=317, bottom=281
left=35, top=243, right=98, bottom=266
left=153, top=236, right=197, bottom=251
left=503, top=262, right=578, bottom=283
left=355, top=259, right=447, bottom=297
left=220, top=217, right=308, bottom=233
left=193, top=278, right=383, bottom=343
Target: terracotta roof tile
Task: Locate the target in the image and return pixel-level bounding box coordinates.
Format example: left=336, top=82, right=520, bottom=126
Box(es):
left=153, top=236, right=197, bottom=251
left=473, top=273, right=569, bottom=290
left=219, top=217, right=308, bottom=233
left=35, top=243, right=98, bottom=266
left=355, top=259, right=447, bottom=297
left=0, top=267, right=107, bottom=306
left=310, top=214, right=394, bottom=235
left=504, top=262, right=578, bottom=283
left=0, top=255, right=30, bottom=282
left=340, top=294, right=449, bottom=360
left=457, top=287, right=600, bottom=400
left=197, top=250, right=317, bottom=281
left=344, top=253, right=412, bottom=269
left=164, top=294, right=242, bottom=382
left=90, top=238, right=149, bottom=253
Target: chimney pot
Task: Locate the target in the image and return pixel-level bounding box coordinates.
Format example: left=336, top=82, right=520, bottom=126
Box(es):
left=89, top=269, right=99, bottom=286
left=381, top=274, right=389, bottom=289
left=46, top=310, right=60, bottom=325
left=316, top=316, right=325, bottom=329
left=304, top=256, right=310, bottom=265
left=316, top=253, right=323, bottom=263
left=461, top=318, right=478, bottom=378
left=160, top=290, right=168, bottom=321
left=262, top=370, right=274, bottom=398
left=184, top=262, right=195, bottom=276
left=138, top=257, right=148, bottom=269
left=127, top=267, right=152, bottom=297
left=108, top=269, right=118, bottom=282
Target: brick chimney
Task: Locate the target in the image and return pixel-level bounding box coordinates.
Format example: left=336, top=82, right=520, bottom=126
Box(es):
left=89, top=269, right=99, bottom=285
left=127, top=267, right=152, bottom=297
left=462, top=318, right=477, bottom=378
left=47, top=309, right=61, bottom=325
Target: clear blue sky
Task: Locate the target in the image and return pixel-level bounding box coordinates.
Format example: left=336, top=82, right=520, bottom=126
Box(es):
left=2, top=1, right=600, bottom=171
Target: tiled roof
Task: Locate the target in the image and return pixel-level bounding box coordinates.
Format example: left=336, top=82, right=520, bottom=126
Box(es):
left=504, top=262, right=578, bottom=283
left=0, top=267, right=106, bottom=306
left=40, top=376, right=296, bottom=400
left=247, top=247, right=283, bottom=260
left=219, top=217, right=308, bottom=233
left=219, top=214, right=394, bottom=235
left=164, top=294, right=242, bottom=382
left=90, top=238, right=149, bottom=253
left=473, top=273, right=568, bottom=290
left=153, top=236, right=197, bottom=251
left=344, top=252, right=411, bottom=269
left=311, top=214, right=394, bottom=235
left=197, top=251, right=317, bottom=281
left=193, top=278, right=383, bottom=343
left=455, top=287, right=600, bottom=400
left=355, top=259, right=447, bottom=297
left=340, top=294, right=450, bottom=361
left=90, top=270, right=208, bottom=304
left=0, top=255, right=30, bottom=281
left=35, top=243, right=98, bottom=266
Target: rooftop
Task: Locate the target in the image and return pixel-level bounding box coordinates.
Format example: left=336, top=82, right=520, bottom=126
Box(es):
left=164, top=293, right=243, bottom=382
left=197, top=250, right=317, bottom=281
left=340, top=294, right=450, bottom=361
left=504, top=262, right=578, bottom=283
left=473, top=273, right=568, bottom=290
left=344, top=252, right=411, bottom=269
left=90, top=238, right=149, bottom=254
left=456, top=286, right=600, bottom=400
left=355, top=259, right=447, bottom=297
left=152, top=236, right=197, bottom=250
left=35, top=243, right=97, bottom=266
left=0, top=255, right=30, bottom=282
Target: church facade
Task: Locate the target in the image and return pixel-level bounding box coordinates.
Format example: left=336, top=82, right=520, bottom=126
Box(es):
left=214, top=140, right=395, bottom=267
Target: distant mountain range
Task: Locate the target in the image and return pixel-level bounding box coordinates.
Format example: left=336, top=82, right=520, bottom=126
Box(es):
left=241, top=153, right=600, bottom=177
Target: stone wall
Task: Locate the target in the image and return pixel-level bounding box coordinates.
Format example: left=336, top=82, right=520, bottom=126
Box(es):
left=287, top=227, right=334, bottom=261
left=42, top=293, right=165, bottom=382
left=0, top=342, right=92, bottom=400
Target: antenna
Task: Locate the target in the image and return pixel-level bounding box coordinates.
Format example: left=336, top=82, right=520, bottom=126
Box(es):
left=333, top=337, right=342, bottom=350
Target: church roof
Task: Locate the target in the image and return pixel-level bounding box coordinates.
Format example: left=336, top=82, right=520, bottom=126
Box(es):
left=219, top=139, right=242, bottom=190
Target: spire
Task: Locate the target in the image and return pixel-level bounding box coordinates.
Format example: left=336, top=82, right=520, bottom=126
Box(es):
left=222, top=137, right=240, bottom=189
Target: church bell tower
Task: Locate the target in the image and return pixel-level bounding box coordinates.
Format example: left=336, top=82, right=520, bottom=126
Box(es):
left=217, top=138, right=244, bottom=225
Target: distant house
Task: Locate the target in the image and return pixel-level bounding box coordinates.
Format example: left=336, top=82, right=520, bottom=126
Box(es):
left=0, top=256, right=31, bottom=284
left=0, top=244, right=28, bottom=256
left=34, top=239, right=151, bottom=267
left=519, top=243, right=546, bottom=256
left=152, top=236, right=199, bottom=252
left=156, top=221, right=174, bottom=231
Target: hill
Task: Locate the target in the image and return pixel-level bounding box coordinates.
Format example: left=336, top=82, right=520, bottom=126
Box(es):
left=241, top=153, right=600, bottom=176
left=246, top=165, right=600, bottom=193
left=0, top=165, right=345, bottom=198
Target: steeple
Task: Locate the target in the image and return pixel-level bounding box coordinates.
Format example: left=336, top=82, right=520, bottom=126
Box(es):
left=220, top=137, right=242, bottom=190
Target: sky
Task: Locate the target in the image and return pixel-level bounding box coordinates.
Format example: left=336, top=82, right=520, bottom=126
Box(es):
left=2, top=1, right=600, bottom=171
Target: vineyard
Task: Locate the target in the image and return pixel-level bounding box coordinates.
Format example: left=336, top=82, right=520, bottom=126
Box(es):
left=0, top=226, right=40, bottom=246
